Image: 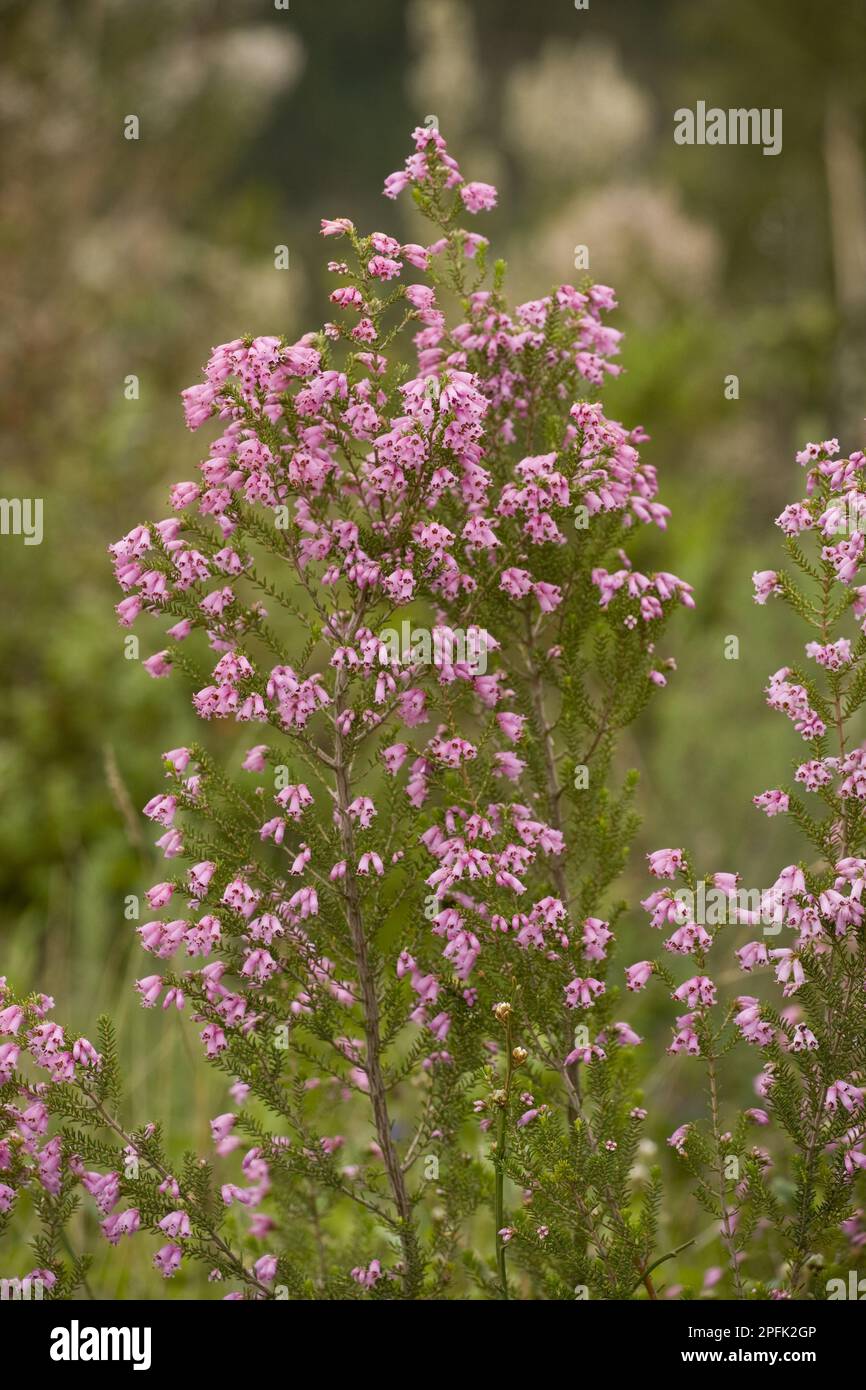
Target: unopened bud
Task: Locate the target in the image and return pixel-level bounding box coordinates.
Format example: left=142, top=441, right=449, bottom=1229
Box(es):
left=511, top=1047, right=528, bottom=1066
left=493, top=1002, right=512, bottom=1023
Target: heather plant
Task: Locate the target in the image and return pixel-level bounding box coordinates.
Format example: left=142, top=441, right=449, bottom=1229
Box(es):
left=1, top=128, right=692, bottom=1300
left=629, top=437, right=866, bottom=1299
left=378, top=129, right=692, bottom=1298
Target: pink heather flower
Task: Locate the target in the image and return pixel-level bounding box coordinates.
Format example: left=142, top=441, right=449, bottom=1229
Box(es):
left=320, top=217, right=353, bottom=236
left=564, top=977, right=605, bottom=1009
left=81, top=1172, right=120, bottom=1216
left=776, top=502, right=812, bottom=535
left=822, top=533, right=864, bottom=583
left=843, top=1146, right=866, bottom=1176
left=383, top=170, right=411, bottom=199
left=276, top=783, right=314, bottom=820
left=565, top=1045, right=605, bottom=1065
left=625, top=961, right=653, bottom=991
left=493, top=750, right=525, bottom=782
left=181, top=385, right=215, bottom=429
left=154, top=1244, right=183, bottom=1277
left=752, top=570, right=781, bottom=604
left=460, top=181, right=498, bottom=213
left=462, top=231, right=488, bottom=259
left=795, top=758, right=836, bottom=791
left=116, top=594, right=143, bottom=626
left=753, top=789, right=789, bottom=816
left=500, top=567, right=533, bottom=599
left=402, top=242, right=429, bottom=270
left=382, top=566, right=415, bottom=603
left=668, top=1018, right=700, bottom=1056
left=534, top=582, right=562, bottom=613
left=769, top=948, right=805, bottom=996
left=158, top=1175, right=180, bottom=1201
left=737, top=941, right=769, bottom=972
left=826, top=1080, right=865, bottom=1114
left=285, top=843, right=310, bottom=875
left=368, top=255, right=402, bottom=281
left=582, top=916, right=613, bottom=960
left=667, top=1124, right=690, bottom=1153
left=795, top=438, right=840, bottom=466
left=712, top=872, right=740, bottom=893
left=382, top=743, right=409, bottom=775
left=734, top=997, right=774, bottom=1046
left=642, top=896, right=687, bottom=932
left=72, top=1037, right=100, bottom=1068
left=241, top=948, right=278, bottom=983
left=102, top=1208, right=140, bottom=1245
left=135, top=976, right=162, bottom=1008
left=0, top=1043, right=21, bottom=1079
left=211, top=1113, right=236, bottom=1144
left=612, top=1022, right=642, bottom=1047
left=170, top=481, right=200, bottom=509
left=647, top=848, right=684, bottom=879
left=672, top=975, right=717, bottom=1009
left=405, top=283, right=435, bottom=312
left=351, top=318, right=378, bottom=343
left=369, top=231, right=401, bottom=256
left=143, top=650, right=172, bottom=678
left=351, top=1259, right=383, bottom=1288
left=357, top=852, right=384, bottom=876
left=791, top=1023, right=819, bottom=1051
left=155, top=828, right=183, bottom=858
left=805, top=638, right=853, bottom=670
left=163, top=746, right=191, bottom=772
left=14, top=1102, right=47, bottom=1144
left=254, top=1254, right=278, bottom=1282
left=0, top=1005, right=25, bottom=1034
left=242, top=745, right=268, bottom=773
left=664, top=922, right=711, bottom=955
left=766, top=669, right=826, bottom=739
left=330, top=285, right=364, bottom=310
left=144, top=793, right=177, bottom=826
left=158, top=1210, right=191, bottom=1240
left=496, top=712, right=526, bottom=742
left=201, top=1023, right=227, bottom=1057
left=188, top=861, right=216, bottom=896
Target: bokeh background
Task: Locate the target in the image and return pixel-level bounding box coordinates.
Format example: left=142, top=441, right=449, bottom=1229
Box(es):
left=2, top=0, right=866, bottom=1296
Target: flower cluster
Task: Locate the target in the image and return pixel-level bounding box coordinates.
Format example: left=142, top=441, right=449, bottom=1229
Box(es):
left=2, top=127, right=690, bottom=1300
left=630, top=436, right=866, bottom=1298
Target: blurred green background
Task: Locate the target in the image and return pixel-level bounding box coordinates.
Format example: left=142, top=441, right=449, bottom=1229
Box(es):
left=2, top=0, right=866, bottom=1295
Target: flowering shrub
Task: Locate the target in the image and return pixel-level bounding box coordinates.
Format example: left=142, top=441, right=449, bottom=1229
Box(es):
left=1, top=128, right=692, bottom=1299
left=631, top=437, right=866, bottom=1298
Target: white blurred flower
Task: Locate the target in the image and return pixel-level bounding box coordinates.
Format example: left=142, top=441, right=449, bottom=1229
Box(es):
left=137, top=27, right=304, bottom=127
left=504, top=38, right=651, bottom=176
left=509, top=182, right=720, bottom=318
